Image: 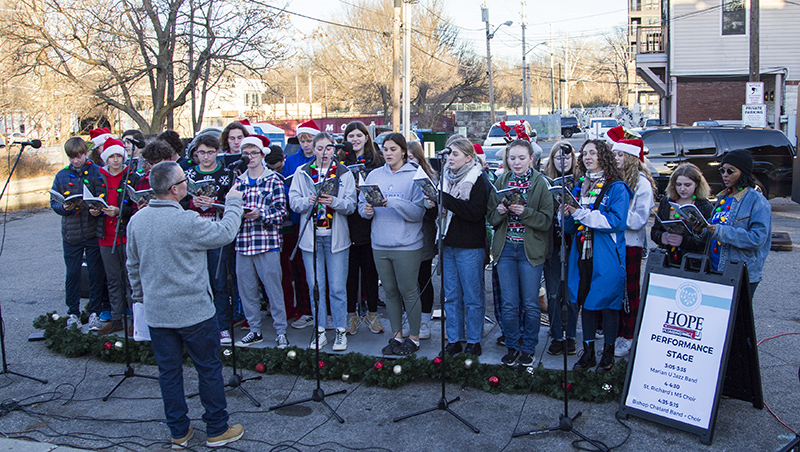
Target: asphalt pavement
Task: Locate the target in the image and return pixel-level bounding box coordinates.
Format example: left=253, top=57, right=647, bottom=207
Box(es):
left=0, top=202, right=798, bottom=451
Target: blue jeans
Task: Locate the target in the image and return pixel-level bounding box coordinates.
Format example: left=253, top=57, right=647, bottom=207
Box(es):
left=62, top=238, right=105, bottom=316
left=302, top=235, right=349, bottom=330
left=207, top=246, right=230, bottom=332
left=442, top=246, right=485, bottom=344
left=544, top=245, right=577, bottom=340
left=149, top=317, right=229, bottom=439
left=497, top=243, right=543, bottom=354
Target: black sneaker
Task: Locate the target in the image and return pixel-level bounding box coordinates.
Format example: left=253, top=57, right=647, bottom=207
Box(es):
left=382, top=338, right=401, bottom=355
left=441, top=341, right=463, bottom=357
left=496, top=335, right=505, bottom=347
left=235, top=331, right=263, bottom=347
left=463, top=342, right=482, bottom=356
left=566, top=338, right=577, bottom=355
left=394, top=338, right=419, bottom=355
left=518, top=352, right=535, bottom=367
left=501, top=349, right=520, bottom=366
left=547, top=340, right=564, bottom=356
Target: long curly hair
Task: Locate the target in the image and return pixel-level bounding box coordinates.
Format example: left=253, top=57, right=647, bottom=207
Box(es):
left=618, top=152, right=656, bottom=193
left=576, top=139, right=622, bottom=181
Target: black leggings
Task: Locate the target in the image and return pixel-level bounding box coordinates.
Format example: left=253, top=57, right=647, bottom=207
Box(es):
left=577, top=257, right=619, bottom=347
left=417, top=259, right=434, bottom=314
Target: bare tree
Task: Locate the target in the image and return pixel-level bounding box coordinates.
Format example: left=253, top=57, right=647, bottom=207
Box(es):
left=2, top=0, right=288, bottom=134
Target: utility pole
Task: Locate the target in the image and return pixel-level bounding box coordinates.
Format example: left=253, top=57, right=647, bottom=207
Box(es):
left=521, top=2, right=527, bottom=115
left=749, top=0, right=759, bottom=82
left=308, top=74, right=313, bottom=118
left=483, top=4, right=496, bottom=124
left=549, top=24, right=555, bottom=114
left=402, top=0, right=411, bottom=138
left=564, top=33, right=569, bottom=112
left=295, top=74, right=300, bottom=118
left=392, top=0, right=401, bottom=132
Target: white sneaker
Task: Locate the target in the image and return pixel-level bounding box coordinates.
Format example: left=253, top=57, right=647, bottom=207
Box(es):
left=332, top=329, right=347, bottom=351
left=220, top=330, right=232, bottom=345
left=65, top=314, right=81, bottom=329
left=615, top=337, right=632, bottom=357
left=291, top=315, right=314, bottom=329
left=419, top=322, right=431, bottom=340
left=309, top=329, right=327, bottom=350
left=325, top=315, right=334, bottom=330
left=87, top=313, right=102, bottom=331
left=276, top=334, right=289, bottom=349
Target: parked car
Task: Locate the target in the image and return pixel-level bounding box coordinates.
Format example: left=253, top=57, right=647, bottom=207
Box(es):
left=639, top=126, right=795, bottom=199
left=561, top=116, right=581, bottom=138
left=483, top=120, right=537, bottom=148
left=692, top=120, right=720, bottom=127
left=644, top=118, right=662, bottom=128
left=586, top=118, right=619, bottom=141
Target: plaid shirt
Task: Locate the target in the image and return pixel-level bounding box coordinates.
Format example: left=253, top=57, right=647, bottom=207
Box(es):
left=233, top=168, right=287, bottom=255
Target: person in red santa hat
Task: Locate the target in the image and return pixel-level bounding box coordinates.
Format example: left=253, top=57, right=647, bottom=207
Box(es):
left=88, top=128, right=113, bottom=165
left=610, top=132, right=655, bottom=359
left=95, top=138, right=141, bottom=335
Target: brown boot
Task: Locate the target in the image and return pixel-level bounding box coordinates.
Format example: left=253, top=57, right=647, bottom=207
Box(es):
left=97, top=322, right=123, bottom=335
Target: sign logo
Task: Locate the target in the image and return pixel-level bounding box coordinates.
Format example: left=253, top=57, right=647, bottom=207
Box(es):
left=675, top=282, right=702, bottom=312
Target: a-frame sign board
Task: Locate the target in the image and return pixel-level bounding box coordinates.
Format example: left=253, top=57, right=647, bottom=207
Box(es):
left=617, top=251, right=763, bottom=445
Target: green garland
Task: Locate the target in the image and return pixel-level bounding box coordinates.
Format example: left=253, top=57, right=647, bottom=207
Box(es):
left=34, top=312, right=626, bottom=402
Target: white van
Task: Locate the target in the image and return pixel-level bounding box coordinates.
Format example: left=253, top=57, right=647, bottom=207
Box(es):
left=483, top=120, right=537, bottom=148
left=586, top=118, right=619, bottom=141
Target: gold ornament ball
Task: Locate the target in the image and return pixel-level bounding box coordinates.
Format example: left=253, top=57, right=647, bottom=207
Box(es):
left=464, top=359, right=473, bottom=369
left=222, top=349, right=232, bottom=356
left=287, top=350, right=297, bottom=360
left=114, top=341, right=123, bottom=350
left=393, top=365, right=402, bottom=375
left=341, top=374, right=350, bottom=382
left=51, top=314, right=61, bottom=321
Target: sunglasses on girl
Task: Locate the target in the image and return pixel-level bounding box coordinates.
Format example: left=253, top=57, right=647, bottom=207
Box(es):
left=718, top=167, right=738, bottom=176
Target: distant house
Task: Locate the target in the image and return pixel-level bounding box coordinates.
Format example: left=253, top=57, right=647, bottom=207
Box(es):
left=635, top=0, right=799, bottom=134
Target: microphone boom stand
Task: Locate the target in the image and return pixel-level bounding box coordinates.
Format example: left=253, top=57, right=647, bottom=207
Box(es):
left=104, top=158, right=157, bottom=401
left=393, top=150, right=479, bottom=433
left=0, top=142, right=47, bottom=384
left=512, top=150, right=606, bottom=451
left=270, top=147, right=345, bottom=422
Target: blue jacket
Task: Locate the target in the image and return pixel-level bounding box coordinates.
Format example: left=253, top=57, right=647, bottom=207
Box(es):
left=564, top=180, right=631, bottom=311
left=710, top=187, right=771, bottom=283
left=50, top=159, right=104, bottom=244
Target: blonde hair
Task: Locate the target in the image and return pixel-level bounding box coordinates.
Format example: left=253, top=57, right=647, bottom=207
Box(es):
left=544, top=141, right=577, bottom=179
left=449, top=138, right=475, bottom=161
left=666, top=163, right=710, bottom=200
left=617, top=152, right=655, bottom=193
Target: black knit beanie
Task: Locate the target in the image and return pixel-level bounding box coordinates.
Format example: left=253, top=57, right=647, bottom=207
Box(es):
left=721, top=150, right=753, bottom=179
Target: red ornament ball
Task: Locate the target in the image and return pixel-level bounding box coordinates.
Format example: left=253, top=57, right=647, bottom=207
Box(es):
left=103, top=342, right=112, bottom=350
left=374, top=361, right=384, bottom=370
left=318, top=360, right=325, bottom=369
left=489, top=376, right=499, bottom=387
left=255, top=363, right=266, bottom=373
left=433, top=356, right=442, bottom=366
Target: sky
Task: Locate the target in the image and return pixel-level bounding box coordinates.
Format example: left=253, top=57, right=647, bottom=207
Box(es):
left=282, top=0, right=628, bottom=64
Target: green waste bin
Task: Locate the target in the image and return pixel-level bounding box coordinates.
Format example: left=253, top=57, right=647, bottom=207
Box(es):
left=421, top=131, right=452, bottom=156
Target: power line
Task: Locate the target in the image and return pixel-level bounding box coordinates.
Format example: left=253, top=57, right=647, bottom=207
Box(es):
left=265, top=4, right=384, bottom=35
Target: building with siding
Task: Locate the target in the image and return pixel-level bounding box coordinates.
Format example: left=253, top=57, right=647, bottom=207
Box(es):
left=635, top=0, right=799, bottom=134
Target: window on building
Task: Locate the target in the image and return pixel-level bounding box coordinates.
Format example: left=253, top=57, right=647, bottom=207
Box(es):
left=644, top=0, right=658, bottom=10
left=722, top=0, right=746, bottom=35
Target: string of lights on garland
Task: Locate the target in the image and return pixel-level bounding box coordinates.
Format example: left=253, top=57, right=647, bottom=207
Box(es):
left=34, top=312, right=626, bottom=402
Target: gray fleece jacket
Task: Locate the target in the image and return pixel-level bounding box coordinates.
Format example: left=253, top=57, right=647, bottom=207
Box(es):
left=358, top=162, right=425, bottom=251
left=126, top=196, right=243, bottom=329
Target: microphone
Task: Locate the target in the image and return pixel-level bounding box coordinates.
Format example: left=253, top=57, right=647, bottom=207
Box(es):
left=437, top=147, right=452, bottom=156
left=237, top=155, right=250, bottom=172
left=560, top=143, right=573, bottom=154
left=124, top=136, right=146, bottom=148
left=333, top=142, right=353, bottom=152
left=19, top=140, right=42, bottom=149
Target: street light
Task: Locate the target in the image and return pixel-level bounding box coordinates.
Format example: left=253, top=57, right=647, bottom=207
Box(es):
left=482, top=6, right=512, bottom=125
left=522, top=40, right=547, bottom=115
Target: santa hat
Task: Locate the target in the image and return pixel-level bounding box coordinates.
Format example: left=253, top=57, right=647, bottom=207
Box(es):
left=606, top=126, right=625, bottom=143
left=236, top=119, right=254, bottom=134
left=240, top=135, right=271, bottom=154
left=89, top=128, right=112, bottom=149
left=100, top=138, right=126, bottom=163
left=612, top=138, right=645, bottom=162
left=296, top=119, right=320, bottom=137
